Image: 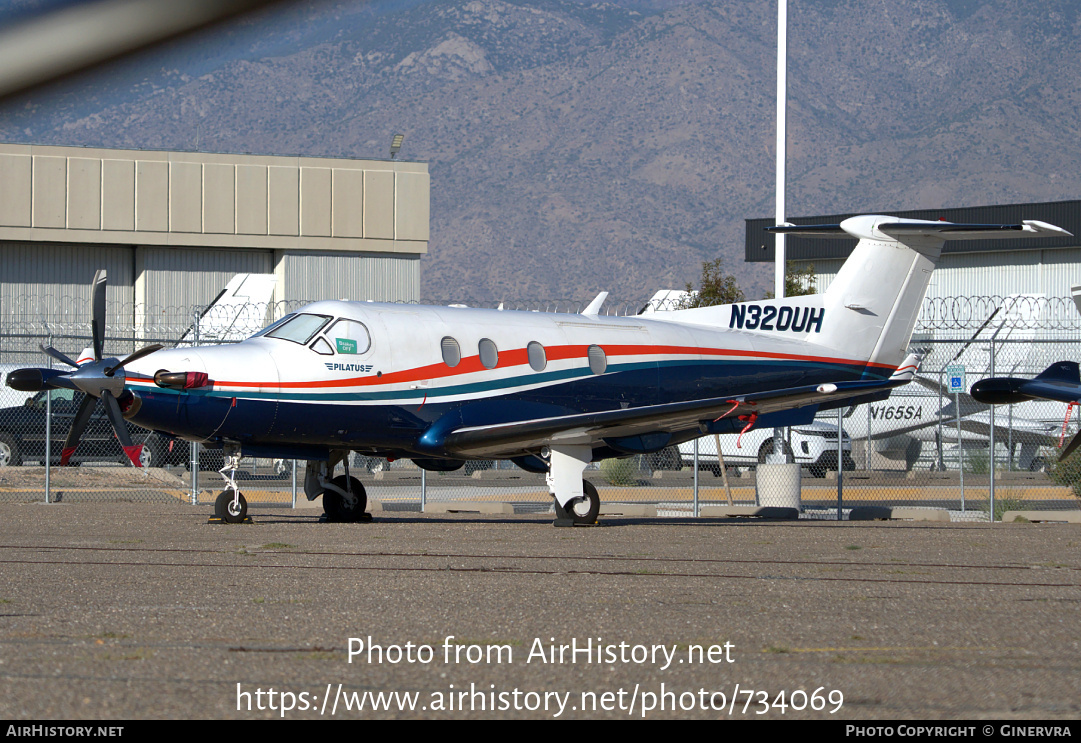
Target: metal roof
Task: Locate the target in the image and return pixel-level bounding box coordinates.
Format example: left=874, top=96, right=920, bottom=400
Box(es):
left=745, top=200, right=1081, bottom=263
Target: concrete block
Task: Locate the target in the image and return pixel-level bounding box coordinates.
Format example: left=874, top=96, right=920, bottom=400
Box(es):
left=599, top=503, right=657, bottom=517
left=470, top=469, right=518, bottom=480
left=425, top=501, right=515, bottom=514
left=849, top=506, right=950, bottom=522
left=888, top=508, right=951, bottom=522
left=651, top=471, right=691, bottom=481
left=293, top=495, right=323, bottom=510
left=1001, top=510, right=1081, bottom=524
left=699, top=505, right=799, bottom=519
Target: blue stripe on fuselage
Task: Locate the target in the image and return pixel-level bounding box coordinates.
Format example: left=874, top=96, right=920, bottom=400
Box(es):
left=128, top=358, right=883, bottom=453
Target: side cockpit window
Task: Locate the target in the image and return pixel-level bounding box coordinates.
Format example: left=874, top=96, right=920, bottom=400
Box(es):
left=324, top=318, right=371, bottom=355
left=311, top=337, right=334, bottom=355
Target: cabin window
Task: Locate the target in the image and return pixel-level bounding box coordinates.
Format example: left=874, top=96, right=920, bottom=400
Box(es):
left=527, top=341, right=547, bottom=371
left=265, top=313, right=332, bottom=345
left=441, top=337, right=461, bottom=367
left=479, top=338, right=499, bottom=369
left=310, top=337, right=334, bottom=355
left=588, top=344, right=607, bottom=375
left=324, top=318, right=371, bottom=354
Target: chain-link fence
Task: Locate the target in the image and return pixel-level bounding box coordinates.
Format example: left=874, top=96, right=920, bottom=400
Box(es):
left=1, top=294, right=1078, bottom=521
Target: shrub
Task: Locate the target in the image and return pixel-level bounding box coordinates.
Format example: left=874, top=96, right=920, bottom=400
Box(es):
left=599, top=457, right=639, bottom=486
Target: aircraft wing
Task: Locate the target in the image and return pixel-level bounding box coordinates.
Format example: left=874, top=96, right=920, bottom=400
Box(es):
left=434, top=377, right=910, bottom=458
left=956, top=417, right=1060, bottom=446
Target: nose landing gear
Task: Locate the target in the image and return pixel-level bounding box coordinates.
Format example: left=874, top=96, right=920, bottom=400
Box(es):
left=212, top=447, right=250, bottom=524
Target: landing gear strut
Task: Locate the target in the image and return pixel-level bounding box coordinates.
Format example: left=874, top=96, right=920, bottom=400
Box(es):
left=213, top=445, right=248, bottom=523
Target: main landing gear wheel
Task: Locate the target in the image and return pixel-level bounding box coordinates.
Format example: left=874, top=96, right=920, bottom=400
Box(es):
left=215, top=491, right=248, bottom=523
left=565, top=480, right=600, bottom=525
left=323, top=475, right=368, bottom=522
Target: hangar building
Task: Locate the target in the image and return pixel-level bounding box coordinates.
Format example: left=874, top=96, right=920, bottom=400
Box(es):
left=0, top=142, right=429, bottom=343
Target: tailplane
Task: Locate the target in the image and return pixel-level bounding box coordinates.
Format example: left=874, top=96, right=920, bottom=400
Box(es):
left=661, top=215, right=1069, bottom=373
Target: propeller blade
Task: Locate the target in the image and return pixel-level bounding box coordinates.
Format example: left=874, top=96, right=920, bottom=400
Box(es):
left=91, top=270, right=107, bottom=361
left=101, top=390, right=142, bottom=467
left=105, top=344, right=163, bottom=376
left=1060, top=429, right=1081, bottom=462
left=59, top=394, right=98, bottom=466
left=39, top=344, right=79, bottom=368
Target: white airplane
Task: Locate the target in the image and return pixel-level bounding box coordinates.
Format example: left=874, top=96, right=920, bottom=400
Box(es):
left=832, top=293, right=1063, bottom=470
left=5, top=215, right=1070, bottom=523
left=832, top=384, right=1060, bottom=471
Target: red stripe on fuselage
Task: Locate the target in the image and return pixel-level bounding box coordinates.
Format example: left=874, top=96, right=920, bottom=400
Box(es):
left=157, top=343, right=896, bottom=391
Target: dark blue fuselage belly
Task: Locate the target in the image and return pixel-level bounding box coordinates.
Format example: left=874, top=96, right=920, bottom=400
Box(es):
left=130, top=359, right=880, bottom=459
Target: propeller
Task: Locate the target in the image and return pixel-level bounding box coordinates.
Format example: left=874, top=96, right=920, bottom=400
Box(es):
left=3, top=270, right=162, bottom=467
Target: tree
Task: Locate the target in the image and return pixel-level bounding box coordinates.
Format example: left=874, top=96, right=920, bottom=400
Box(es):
left=678, top=257, right=745, bottom=308
left=764, top=261, right=817, bottom=299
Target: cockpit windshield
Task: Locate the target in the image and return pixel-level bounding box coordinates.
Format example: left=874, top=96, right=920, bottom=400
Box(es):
left=260, top=313, right=333, bottom=345
left=249, top=313, right=296, bottom=339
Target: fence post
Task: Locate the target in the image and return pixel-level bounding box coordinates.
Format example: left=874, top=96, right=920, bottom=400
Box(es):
left=989, top=337, right=995, bottom=522
left=693, top=438, right=699, bottom=516
left=190, top=309, right=200, bottom=505
left=291, top=459, right=297, bottom=509
left=421, top=468, right=427, bottom=512
left=836, top=406, right=843, bottom=520
left=44, top=333, right=51, bottom=504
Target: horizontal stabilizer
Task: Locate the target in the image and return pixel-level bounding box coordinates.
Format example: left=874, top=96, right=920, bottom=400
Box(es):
left=767, top=216, right=1072, bottom=241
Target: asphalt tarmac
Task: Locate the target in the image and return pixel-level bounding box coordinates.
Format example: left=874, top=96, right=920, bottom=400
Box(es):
left=0, top=502, right=1078, bottom=720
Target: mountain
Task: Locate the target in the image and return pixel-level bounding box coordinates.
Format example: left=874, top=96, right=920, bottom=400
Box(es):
left=2, top=0, right=1080, bottom=303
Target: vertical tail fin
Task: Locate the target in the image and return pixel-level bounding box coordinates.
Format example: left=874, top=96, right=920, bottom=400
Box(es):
left=768, top=216, right=1071, bottom=368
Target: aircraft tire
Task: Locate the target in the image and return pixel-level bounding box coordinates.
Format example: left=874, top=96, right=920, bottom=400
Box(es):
left=324, top=475, right=367, bottom=522
left=214, top=491, right=228, bottom=518
left=566, top=480, right=600, bottom=525
left=217, top=491, right=247, bottom=523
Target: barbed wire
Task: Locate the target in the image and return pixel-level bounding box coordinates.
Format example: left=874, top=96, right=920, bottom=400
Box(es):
left=1, top=293, right=1079, bottom=336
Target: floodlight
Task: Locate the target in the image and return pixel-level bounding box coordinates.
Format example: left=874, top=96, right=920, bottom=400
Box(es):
left=390, top=134, right=405, bottom=159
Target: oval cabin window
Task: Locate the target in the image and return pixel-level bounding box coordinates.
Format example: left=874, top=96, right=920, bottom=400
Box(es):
left=479, top=338, right=499, bottom=370
left=527, top=341, right=547, bottom=372
left=588, top=344, right=607, bottom=375
left=441, top=337, right=461, bottom=367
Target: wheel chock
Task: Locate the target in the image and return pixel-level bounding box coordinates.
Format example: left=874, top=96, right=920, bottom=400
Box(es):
left=319, top=512, right=374, bottom=523
left=207, top=516, right=254, bottom=524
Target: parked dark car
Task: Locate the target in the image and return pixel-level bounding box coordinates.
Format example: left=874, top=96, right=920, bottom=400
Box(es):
left=0, top=388, right=187, bottom=468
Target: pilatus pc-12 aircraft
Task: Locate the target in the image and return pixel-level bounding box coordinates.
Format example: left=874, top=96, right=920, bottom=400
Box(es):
left=6, top=215, right=1069, bottom=524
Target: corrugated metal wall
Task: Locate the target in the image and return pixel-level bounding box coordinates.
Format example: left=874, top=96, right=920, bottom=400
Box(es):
left=0, top=242, right=134, bottom=328
left=275, top=251, right=420, bottom=303
left=137, top=247, right=274, bottom=310
left=795, top=247, right=1081, bottom=301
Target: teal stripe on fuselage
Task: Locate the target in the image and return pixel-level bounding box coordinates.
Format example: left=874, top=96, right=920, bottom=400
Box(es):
left=133, top=356, right=887, bottom=404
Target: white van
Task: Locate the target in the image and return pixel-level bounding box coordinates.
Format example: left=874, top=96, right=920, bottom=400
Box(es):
left=652, top=422, right=854, bottom=478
